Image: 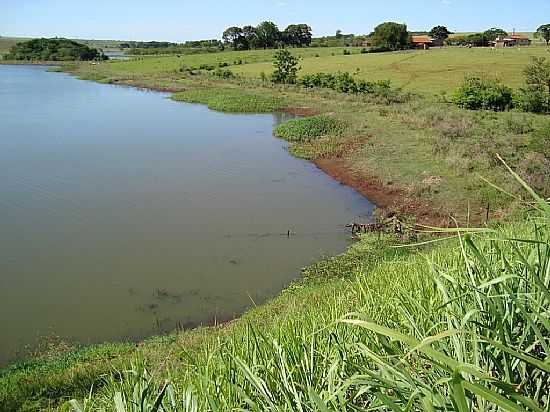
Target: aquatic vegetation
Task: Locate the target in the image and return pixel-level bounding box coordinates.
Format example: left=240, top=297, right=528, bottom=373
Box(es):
left=274, top=115, right=347, bottom=142
left=172, top=88, right=281, bottom=113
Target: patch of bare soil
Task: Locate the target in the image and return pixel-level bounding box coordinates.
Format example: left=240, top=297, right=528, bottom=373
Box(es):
left=314, top=158, right=461, bottom=228
left=280, top=107, right=318, bottom=117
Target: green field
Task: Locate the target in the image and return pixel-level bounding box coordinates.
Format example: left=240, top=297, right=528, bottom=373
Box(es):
left=80, top=45, right=550, bottom=93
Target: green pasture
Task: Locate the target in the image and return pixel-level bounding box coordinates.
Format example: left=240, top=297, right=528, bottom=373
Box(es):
left=80, top=45, right=550, bottom=94
left=232, top=46, right=550, bottom=92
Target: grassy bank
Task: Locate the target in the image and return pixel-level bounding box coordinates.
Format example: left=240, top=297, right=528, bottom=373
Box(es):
left=1, top=47, right=549, bottom=410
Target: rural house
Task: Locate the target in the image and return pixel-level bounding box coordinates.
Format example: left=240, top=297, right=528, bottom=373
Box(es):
left=493, top=34, right=531, bottom=47
left=411, top=35, right=440, bottom=49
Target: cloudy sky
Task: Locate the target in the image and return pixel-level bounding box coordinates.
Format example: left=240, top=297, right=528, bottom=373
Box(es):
left=2, top=0, right=549, bottom=41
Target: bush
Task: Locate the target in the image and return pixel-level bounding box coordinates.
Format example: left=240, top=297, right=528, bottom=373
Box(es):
left=199, top=64, right=215, bottom=71
left=515, top=86, right=548, bottom=113
left=274, top=115, right=347, bottom=142
left=300, top=72, right=391, bottom=95
left=218, top=62, right=229, bottom=68
left=212, top=69, right=234, bottom=79
left=452, top=77, right=513, bottom=111
left=343, top=49, right=351, bottom=55
left=272, top=49, right=300, bottom=84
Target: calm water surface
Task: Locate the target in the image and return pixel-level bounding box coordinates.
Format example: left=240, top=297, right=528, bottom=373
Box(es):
left=0, top=65, right=373, bottom=365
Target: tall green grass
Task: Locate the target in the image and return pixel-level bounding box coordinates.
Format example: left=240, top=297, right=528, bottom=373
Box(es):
left=67, top=165, right=549, bottom=411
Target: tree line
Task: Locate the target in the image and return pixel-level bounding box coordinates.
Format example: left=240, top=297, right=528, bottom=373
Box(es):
left=3, top=38, right=107, bottom=61
left=222, top=22, right=312, bottom=50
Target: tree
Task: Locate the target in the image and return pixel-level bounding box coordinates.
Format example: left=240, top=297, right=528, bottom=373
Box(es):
left=272, top=49, right=299, bottom=84
left=335, top=30, right=343, bottom=39
left=483, top=27, right=508, bottom=41
left=523, top=57, right=550, bottom=111
left=222, top=26, right=246, bottom=50
left=256, top=21, right=280, bottom=49
left=536, top=24, right=550, bottom=45
left=429, top=25, right=452, bottom=41
left=242, top=25, right=259, bottom=49
left=370, top=22, right=410, bottom=50
left=283, top=24, right=312, bottom=47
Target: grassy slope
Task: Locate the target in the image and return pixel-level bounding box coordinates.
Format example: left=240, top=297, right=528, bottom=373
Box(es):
left=232, top=46, right=550, bottom=92
left=1, top=46, right=549, bottom=410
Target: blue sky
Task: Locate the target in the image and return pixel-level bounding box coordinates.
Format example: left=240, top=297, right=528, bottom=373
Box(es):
left=2, top=0, right=549, bottom=42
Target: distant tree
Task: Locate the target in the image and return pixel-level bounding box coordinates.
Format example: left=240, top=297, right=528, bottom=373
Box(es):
left=242, top=25, right=259, bottom=49
left=524, top=57, right=550, bottom=111
left=256, top=21, right=280, bottom=49
left=283, top=24, right=312, bottom=47
left=335, top=29, right=343, bottom=38
left=429, top=25, right=452, bottom=40
left=483, top=27, right=508, bottom=41
left=536, top=24, right=550, bottom=45
left=445, top=33, right=490, bottom=47
left=370, top=22, right=410, bottom=50
left=272, top=49, right=299, bottom=84
left=222, top=26, right=246, bottom=50
left=4, top=38, right=106, bottom=61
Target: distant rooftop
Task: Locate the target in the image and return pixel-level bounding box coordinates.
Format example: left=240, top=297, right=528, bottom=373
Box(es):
left=411, top=35, right=432, bottom=43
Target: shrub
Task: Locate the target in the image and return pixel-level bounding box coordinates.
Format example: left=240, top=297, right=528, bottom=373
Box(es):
left=212, top=69, right=234, bottom=79
left=343, top=49, right=351, bottom=55
left=218, top=62, right=229, bottom=68
left=523, top=57, right=550, bottom=112
left=366, top=45, right=391, bottom=53
left=199, top=64, right=215, bottom=71
left=300, top=72, right=391, bottom=96
left=515, top=85, right=548, bottom=113
left=452, top=77, right=513, bottom=111
left=272, top=49, right=300, bottom=84
left=274, top=115, right=347, bottom=142
left=360, top=48, right=368, bottom=54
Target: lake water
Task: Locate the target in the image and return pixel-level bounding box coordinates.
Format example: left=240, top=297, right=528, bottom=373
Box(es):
left=0, top=65, right=373, bottom=365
